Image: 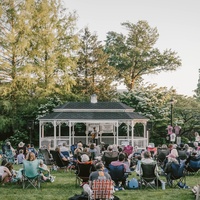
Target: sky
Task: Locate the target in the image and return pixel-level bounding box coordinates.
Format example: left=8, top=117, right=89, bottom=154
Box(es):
left=64, top=0, right=200, bottom=97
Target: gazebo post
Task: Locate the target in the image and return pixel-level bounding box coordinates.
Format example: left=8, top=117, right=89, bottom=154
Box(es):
left=131, top=121, right=134, bottom=146
left=53, top=120, right=57, bottom=149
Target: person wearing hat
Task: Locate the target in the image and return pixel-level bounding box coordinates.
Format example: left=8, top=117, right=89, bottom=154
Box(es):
left=17, top=141, right=27, bottom=156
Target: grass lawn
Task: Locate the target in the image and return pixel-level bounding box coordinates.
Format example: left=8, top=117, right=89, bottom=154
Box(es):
left=0, top=164, right=199, bottom=200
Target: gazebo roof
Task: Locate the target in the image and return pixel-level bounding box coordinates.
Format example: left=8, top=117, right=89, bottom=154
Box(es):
left=39, top=102, right=148, bottom=121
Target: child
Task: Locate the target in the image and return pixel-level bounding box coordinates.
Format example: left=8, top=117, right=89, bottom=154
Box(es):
left=17, top=149, right=25, bottom=164
left=39, top=160, right=55, bottom=182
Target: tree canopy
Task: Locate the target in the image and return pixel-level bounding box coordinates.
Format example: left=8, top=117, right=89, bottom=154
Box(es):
left=104, top=21, right=182, bottom=90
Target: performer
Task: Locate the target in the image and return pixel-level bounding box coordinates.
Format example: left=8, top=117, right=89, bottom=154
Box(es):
left=91, top=127, right=98, bottom=145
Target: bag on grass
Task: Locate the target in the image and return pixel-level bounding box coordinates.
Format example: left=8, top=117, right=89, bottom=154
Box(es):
left=126, top=178, right=139, bottom=189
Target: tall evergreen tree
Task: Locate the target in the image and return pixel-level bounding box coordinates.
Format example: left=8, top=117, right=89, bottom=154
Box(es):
left=73, top=27, right=117, bottom=101
left=194, top=69, right=200, bottom=100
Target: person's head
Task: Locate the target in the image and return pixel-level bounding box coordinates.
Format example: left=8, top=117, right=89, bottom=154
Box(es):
left=39, top=159, right=44, bottom=166
left=161, top=144, right=168, bottom=149
left=95, top=162, right=104, bottom=170
left=19, top=149, right=23, bottom=154
left=27, top=144, right=31, bottom=148
left=118, top=153, right=125, bottom=162
left=143, top=151, right=151, bottom=159
left=90, top=143, right=95, bottom=150
left=63, top=142, right=67, bottom=147
left=26, top=152, right=36, bottom=161
left=5, top=162, right=13, bottom=171
left=179, top=143, right=184, bottom=148
left=81, top=154, right=90, bottom=162
left=184, top=144, right=189, bottom=150
left=77, top=142, right=83, bottom=149
left=55, top=146, right=61, bottom=152
left=107, top=145, right=113, bottom=151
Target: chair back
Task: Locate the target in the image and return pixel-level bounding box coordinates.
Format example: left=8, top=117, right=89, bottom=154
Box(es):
left=38, top=148, right=53, bottom=165
left=103, top=151, right=118, bottom=168
left=188, top=159, right=200, bottom=171
left=178, top=150, right=187, bottom=160
left=170, top=162, right=185, bottom=179
left=50, top=150, right=67, bottom=168
left=77, top=161, right=93, bottom=181
left=91, top=179, right=114, bottom=200
left=141, top=162, right=157, bottom=181
left=157, top=148, right=170, bottom=162
left=23, top=159, right=40, bottom=178
left=109, top=164, right=125, bottom=182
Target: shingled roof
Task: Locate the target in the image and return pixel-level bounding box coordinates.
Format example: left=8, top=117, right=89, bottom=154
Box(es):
left=39, top=102, right=148, bottom=121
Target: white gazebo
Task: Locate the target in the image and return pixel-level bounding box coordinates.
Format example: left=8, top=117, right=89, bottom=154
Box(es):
left=39, top=97, right=149, bottom=150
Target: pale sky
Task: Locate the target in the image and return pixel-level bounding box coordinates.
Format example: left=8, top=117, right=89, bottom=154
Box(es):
left=64, top=0, right=200, bottom=97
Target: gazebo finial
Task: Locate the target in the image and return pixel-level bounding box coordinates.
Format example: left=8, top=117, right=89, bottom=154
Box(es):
left=91, top=94, right=97, bottom=103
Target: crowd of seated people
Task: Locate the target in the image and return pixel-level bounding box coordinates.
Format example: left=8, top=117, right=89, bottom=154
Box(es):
left=1, top=139, right=200, bottom=192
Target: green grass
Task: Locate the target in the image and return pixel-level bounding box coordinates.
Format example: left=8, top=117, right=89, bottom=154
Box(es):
left=0, top=164, right=199, bottom=200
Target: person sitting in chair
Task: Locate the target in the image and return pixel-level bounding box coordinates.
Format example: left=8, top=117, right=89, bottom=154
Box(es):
left=0, top=163, right=12, bottom=185
left=83, top=162, right=112, bottom=197
left=110, top=153, right=129, bottom=173
left=141, top=151, right=162, bottom=186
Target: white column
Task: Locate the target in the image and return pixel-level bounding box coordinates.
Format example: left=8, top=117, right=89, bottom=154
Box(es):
left=69, top=121, right=72, bottom=148
left=116, top=122, right=119, bottom=146
left=72, top=123, right=75, bottom=144
left=127, top=123, right=130, bottom=141
left=53, top=120, right=57, bottom=149
left=39, top=121, right=42, bottom=148
left=131, top=121, right=134, bottom=146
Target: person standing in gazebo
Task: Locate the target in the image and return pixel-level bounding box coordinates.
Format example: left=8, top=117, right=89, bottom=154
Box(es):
left=91, top=127, right=98, bottom=145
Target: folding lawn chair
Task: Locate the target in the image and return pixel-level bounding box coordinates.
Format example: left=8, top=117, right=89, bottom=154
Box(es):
left=50, top=150, right=69, bottom=170
left=185, top=158, right=200, bottom=176
left=108, top=164, right=127, bottom=187
left=75, top=161, right=94, bottom=187
left=90, top=179, right=114, bottom=200
left=139, top=162, right=159, bottom=189
left=38, top=148, right=54, bottom=165
left=166, top=162, right=186, bottom=188
left=22, top=159, right=41, bottom=189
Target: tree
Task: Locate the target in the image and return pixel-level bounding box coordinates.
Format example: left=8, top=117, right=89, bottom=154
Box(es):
left=119, top=84, right=177, bottom=144
left=0, top=0, right=79, bottom=140
left=194, top=69, right=200, bottom=100
left=104, top=20, right=181, bottom=90
left=73, top=27, right=117, bottom=101
left=174, top=95, right=200, bottom=140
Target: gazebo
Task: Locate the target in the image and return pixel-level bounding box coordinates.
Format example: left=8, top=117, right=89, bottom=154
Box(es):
left=39, top=96, right=149, bottom=150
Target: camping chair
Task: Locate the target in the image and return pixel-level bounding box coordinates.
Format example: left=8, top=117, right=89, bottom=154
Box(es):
left=108, top=164, right=127, bottom=187
left=50, top=150, right=69, bottom=170
left=185, top=158, right=200, bottom=176
left=166, top=162, right=186, bottom=188
left=22, top=159, right=41, bottom=189
left=102, top=151, right=118, bottom=169
left=38, top=148, right=54, bottom=165
left=89, top=179, right=114, bottom=200
left=156, top=148, right=170, bottom=168
left=139, top=162, right=159, bottom=189
left=178, top=149, right=188, bottom=165
left=75, top=161, right=94, bottom=187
